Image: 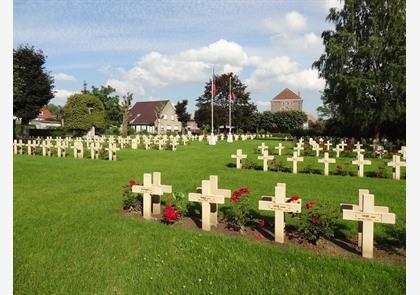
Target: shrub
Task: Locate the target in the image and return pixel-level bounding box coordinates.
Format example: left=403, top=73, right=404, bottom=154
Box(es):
left=302, top=164, right=322, bottom=175
left=242, top=159, right=257, bottom=170
left=161, top=191, right=190, bottom=216
left=223, top=187, right=254, bottom=233
left=366, top=164, right=388, bottom=178
left=292, top=200, right=339, bottom=244
left=122, top=179, right=143, bottom=212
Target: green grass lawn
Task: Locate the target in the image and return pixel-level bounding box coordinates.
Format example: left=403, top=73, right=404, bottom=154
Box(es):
left=14, top=139, right=406, bottom=294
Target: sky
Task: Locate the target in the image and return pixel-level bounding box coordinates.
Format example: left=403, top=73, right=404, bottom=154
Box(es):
left=13, top=0, right=344, bottom=117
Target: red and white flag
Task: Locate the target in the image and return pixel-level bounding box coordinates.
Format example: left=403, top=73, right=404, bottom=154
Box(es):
left=228, top=91, right=236, bottom=100
left=211, top=78, right=217, bottom=97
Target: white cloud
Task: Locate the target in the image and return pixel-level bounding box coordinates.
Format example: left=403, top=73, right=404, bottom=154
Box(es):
left=246, top=56, right=325, bottom=92
left=106, top=39, right=248, bottom=96
left=323, top=0, right=344, bottom=12
left=264, top=11, right=307, bottom=33
left=271, top=32, right=322, bottom=52
left=53, top=89, right=76, bottom=104
left=54, top=73, right=76, bottom=81
left=255, top=100, right=271, bottom=111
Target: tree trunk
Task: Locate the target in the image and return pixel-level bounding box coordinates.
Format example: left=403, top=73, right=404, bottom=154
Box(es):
left=121, top=113, right=128, bottom=137
left=21, top=119, right=30, bottom=139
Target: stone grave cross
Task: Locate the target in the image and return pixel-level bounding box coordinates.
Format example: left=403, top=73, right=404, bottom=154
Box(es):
left=150, top=172, right=172, bottom=215
left=342, top=191, right=396, bottom=258
left=258, top=183, right=301, bottom=243
left=188, top=179, right=227, bottom=231
left=231, top=149, right=247, bottom=169
left=132, top=173, right=164, bottom=220
left=287, top=151, right=304, bottom=174
left=317, top=152, right=336, bottom=176
left=387, top=155, right=406, bottom=180
left=258, top=150, right=274, bottom=172
left=398, top=146, right=406, bottom=160
left=293, top=143, right=304, bottom=157
left=72, top=141, right=84, bottom=159
left=257, top=142, right=268, bottom=154
left=40, top=140, right=50, bottom=157
left=27, top=140, right=36, bottom=156
left=312, top=143, right=322, bottom=157
left=274, top=143, right=285, bottom=155
left=106, top=142, right=119, bottom=160
left=352, top=153, right=371, bottom=177
left=56, top=140, right=66, bottom=158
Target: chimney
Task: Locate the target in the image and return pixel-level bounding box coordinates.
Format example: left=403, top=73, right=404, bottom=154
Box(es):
left=298, top=91, right=301, bottom=98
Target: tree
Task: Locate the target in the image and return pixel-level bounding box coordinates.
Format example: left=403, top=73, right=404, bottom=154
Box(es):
left=47, top=103, right=64, bottom=126
left=174, top=99, right=190, bottom=128
left=13, top=45, right=54, bottom=138
left=194, top=72, right=257, bottom=132
left=86, top=84, right=122, bottom=129
left=312, top=0, right=406, bottom=140
left=63, top=93, right=105, bottom=134
left=121, top=92, right=133, bottom=137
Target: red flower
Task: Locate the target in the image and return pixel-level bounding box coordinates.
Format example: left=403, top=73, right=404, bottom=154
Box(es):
left=231, top=194, right=239, bottom=203
left=311, top=213, right=320, bottom=224
left=306, top=201, right=316, bottom=209
left=258, top=219, right=266, bottom=228
left=255, top=233, right=264, bottom=240
left=287, top=195, right=300, bottom=203
left=163, top=204, right=180, bottom=222
left=129, top=179, right=136, bottom=187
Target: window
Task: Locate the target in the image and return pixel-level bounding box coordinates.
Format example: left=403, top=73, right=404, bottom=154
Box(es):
left=166, top=126, right=171, bottom=130
left=161, top=126, right=165, bottom=130
left=163, top=114, right=167, bottom=120
left=171, top=115, right=174, bottom=121
left=174, top=126, right=179, bottom=130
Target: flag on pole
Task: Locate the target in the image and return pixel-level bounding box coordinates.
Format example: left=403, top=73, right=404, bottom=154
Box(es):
left=228, top=90, right=236, bottom=100
left=211, top=77, right=217, bottom=97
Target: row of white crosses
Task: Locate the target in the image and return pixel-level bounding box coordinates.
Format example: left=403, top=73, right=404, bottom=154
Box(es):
left=131, top=172, right=396, bottom=259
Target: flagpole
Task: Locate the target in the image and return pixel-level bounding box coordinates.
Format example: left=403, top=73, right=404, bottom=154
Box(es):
left=211, top=65, right=214, bottom=136
left=227, top=75, right=233, bottom=143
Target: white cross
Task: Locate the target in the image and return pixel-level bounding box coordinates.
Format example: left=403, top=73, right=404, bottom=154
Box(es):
left=231, top=149, right=247, bottom=169
left=106, top=142, right=119, bottom=160
left=258, top=150, right=274, bottom=172
left=189, top=178, right=229, bottom=231
left=398, top=146, right=406, bottom=160
left=317, top=152, right=336, bottom=176
left=387, top=155, right=406, bottom=180
left=89, top=142, right=100, bottom=160
left=72, top=141, right=84, bottom=159
left=293, top=143, right=304, bottom=157
left=341, top=189, right=390, bottom=248
left=40, top=140, right=50, bottom=157
left=132, top=173, right=167, bottom=220
left=258, top=183, right=301, bottom=243
left=150, top=172, right=172, bottom=215
left=27, top=140, right=36, bottom=156
left=324, top=140, right=332, bottom=151
left=287, top=151, right=304, bottom=174
left=353, top=142, right=365, bottom=158
left=333, top=144, right=342, bottom=158
left=56, top=140, right=66, bottom=158
left=342, top=191, right=396, bottom=258
left=258, top=142, right=268, bottom=154
left=352, top=154, right=371, bottom=177
left=170, top=139, right=178, bottom=151
left=207, top=175, right=231, bottom=226
left=274, top=143, right=285, bottom=155
left=312, top=143, right=323, bottom=158
left=143, top=138, right=151, bottom=150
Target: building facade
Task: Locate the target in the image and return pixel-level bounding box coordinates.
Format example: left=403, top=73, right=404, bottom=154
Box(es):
left=128, top=100, right=182, bottom=133
left=270, top=88, right=303, bottom=112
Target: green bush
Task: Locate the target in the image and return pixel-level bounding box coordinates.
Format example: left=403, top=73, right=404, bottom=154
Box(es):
left=222, top=188, right=254, bottom=232
left=292, top=199, right=340, bottom=244
left=122, top=183, right=143, bottom=212
left=161, top=192, right=190, bottom=216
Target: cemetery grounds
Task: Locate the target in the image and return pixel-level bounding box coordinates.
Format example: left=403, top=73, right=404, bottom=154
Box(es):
left=14, top=138, right=405, bottom=294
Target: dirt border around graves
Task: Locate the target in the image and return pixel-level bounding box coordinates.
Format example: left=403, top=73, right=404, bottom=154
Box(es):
left=119, top=209, right=405, bottom=266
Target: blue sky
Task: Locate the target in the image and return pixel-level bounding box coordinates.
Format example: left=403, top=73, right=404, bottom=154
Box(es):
left=14, top=0, right=344, bottom=116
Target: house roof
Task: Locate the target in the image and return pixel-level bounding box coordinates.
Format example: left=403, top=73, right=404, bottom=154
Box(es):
left=272, top=88, right=301, bottom=101
left=36, top=106, right=54, bottom=120
left=129, top=100, right=169, bottom=125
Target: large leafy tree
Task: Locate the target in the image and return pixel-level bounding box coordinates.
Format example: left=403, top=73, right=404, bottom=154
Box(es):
left=174, top=99, right=191, bottom=127
left=13, top=45, right=55, bottom=138
left=313, top=0, right=406, bottom=139
left=194, top=73, right=257, bottom=132
left=86, top=85, right=122, bottom=128
left=63, top=93, right=105, bottom=133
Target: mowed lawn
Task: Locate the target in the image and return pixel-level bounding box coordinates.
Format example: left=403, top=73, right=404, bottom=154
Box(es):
left=14, top=139, right=406, bottom=294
